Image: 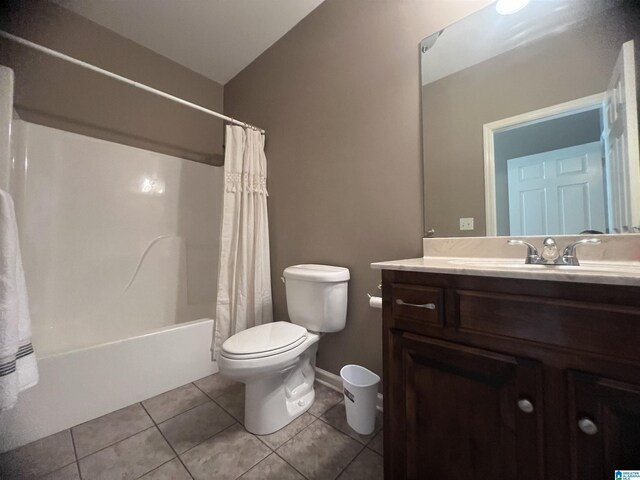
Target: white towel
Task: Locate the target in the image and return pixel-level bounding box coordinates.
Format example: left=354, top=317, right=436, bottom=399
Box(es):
left=0, top=188, right=38, bottom=411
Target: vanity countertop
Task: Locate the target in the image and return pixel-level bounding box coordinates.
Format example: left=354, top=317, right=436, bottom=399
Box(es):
left=371, top=256, right=640, bottom=287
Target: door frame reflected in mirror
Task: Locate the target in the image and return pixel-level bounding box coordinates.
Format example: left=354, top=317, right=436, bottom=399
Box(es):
left=483, top=92, right=605, bottom=235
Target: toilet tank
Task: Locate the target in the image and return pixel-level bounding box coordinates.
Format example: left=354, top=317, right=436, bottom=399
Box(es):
left=283, top=264, right=349, bottom=333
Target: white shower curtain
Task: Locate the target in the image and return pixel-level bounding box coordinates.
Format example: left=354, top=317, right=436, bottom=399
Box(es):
left=213, top=126, right=273, bottom=357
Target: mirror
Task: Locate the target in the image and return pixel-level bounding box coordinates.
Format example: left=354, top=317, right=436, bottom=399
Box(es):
left=421, top=0, right=640, bottom=237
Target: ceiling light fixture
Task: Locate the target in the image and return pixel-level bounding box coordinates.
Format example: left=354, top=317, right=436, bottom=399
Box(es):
left=495, top=0, right=531, bottom=15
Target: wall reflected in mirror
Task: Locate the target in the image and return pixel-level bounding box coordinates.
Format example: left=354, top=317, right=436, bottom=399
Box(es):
left=421, top=0, right=640, bottom=237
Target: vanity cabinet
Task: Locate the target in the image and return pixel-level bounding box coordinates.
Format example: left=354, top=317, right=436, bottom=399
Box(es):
left=569, top=372, right=640, bottom=478
left=395, top=334, right=543, bottom=479
left=381, top=269, right=640, bottom=479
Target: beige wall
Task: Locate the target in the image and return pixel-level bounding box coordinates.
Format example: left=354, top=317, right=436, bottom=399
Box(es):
left=422, top=7, right=636, bottom=237
left=0, top=2, right=224, bottom=164
left=225, top=0, right=491, bottom=381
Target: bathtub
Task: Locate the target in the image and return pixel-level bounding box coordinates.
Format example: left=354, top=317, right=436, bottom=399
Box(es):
left=0, top=318, right=217, bottom=453
left=0, top=120, right=224, bottom=453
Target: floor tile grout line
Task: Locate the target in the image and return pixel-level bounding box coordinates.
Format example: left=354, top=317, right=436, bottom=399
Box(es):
left=68, top=428, right=82, bottom=479
left=233, top=455, right=264, bottom=480
left=168, top=415, right=244, bottom=456
left=365, top=444, right=383, bottom=457
left=334, top=442, right=367, bottom=480
left=71, top=402, right=155, bottom=461
left=152, top=398, right=213, bottom=425
left=273, top=450, right=313, bottom=480
left=308, top=398, right=343, bottom=419
left=252, top=410, right=322, bottom=452
left=316, top=415, right=370, bottom=446
left=145, top=394, right=212, bottom=425
left=74, top=425, right=159, bottom=463
left=151, top=384, right=268, bottom=480
left=39, top=459, right=79, bottom=480
left=70, top=401, right=145, bottom=430
left=231, top=447, right=272, bottom=480
left=71, top=396, right=230, bottom=463
left=176, top=419, right=239, bottom=458
left=132, top=457, right=177, bottom=480
left=191, top=381, right=224, bottom=403
left=317, top=414, right=382, bottom=447
left=254, top=433, right=276, bottom=452
left=268, top=417, right=322, bottom=479
left=190, top=381, right=214, bottom=400
left=209, top=395, right=244, bottom=424
left=191, top=380, right=227, bottom=403
left=279, top=418, right=367, bottom=480
left=274, top=416, right=320, bottom=451
left=69, top=428, right=79, bottom=463
left=192, top=384, right=247, bottom=425
left=139, top=402, right=196, bottom=480
left=191, top=379, right=242, bottom=406
left=169, top=419, right=240, bottom=458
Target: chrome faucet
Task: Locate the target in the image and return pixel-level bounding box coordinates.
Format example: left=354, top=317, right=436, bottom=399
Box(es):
left=507, top=237, right=601, bottom=266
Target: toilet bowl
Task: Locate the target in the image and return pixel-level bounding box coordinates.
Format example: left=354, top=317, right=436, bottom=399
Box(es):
left=217, top=264, right=349, bottom=435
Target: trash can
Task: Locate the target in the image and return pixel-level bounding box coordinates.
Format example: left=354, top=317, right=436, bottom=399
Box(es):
left=340, top=364, right=381, bottom=435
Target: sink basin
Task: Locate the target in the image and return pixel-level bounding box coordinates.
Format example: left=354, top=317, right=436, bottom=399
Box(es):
left=447, top=258, right=640, bottom=275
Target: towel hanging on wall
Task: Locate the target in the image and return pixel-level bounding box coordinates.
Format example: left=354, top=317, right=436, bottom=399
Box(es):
left=0, top=189, right=38, bottom=411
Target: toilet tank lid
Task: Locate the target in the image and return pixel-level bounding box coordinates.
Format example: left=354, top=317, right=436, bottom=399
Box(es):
left=283, top=264, right=350, bottom=282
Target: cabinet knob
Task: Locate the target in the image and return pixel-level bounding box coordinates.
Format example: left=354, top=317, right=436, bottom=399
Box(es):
left=578, top=417, right=598, bottom=435
left=517, top=398, right=534, bottom=413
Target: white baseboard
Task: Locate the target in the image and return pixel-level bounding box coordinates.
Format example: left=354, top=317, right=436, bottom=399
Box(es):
left=315, top=367, right=383, bottom=412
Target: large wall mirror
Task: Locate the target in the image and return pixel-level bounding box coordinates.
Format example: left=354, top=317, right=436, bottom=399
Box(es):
left=421, top=0, right=640, bottom=237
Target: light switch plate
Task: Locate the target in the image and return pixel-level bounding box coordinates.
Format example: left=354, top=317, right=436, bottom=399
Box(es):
left=460, top=217, right=474, bottom=231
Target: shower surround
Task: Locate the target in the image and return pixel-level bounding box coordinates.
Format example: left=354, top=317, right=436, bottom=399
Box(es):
left=0, top=120, right=222, bottom=452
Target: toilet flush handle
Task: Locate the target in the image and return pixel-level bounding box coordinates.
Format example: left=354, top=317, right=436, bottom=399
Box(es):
left=281, top=276, right=286, bottom=284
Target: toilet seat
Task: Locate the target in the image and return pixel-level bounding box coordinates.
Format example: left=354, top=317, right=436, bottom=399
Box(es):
left=221, top=321, right=308, bottom=360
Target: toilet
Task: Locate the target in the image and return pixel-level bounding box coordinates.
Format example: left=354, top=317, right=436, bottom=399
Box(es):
left=217, top=264, right=349, bottom=435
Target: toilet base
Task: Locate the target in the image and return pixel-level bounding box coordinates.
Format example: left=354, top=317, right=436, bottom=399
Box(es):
left=244, top=343, right=318, bottom=435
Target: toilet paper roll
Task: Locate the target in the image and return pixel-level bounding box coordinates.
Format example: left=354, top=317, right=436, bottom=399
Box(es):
left=369, top=296, right=382, bottom=309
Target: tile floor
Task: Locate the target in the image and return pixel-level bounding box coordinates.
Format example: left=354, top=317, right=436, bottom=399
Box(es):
left=0, top=374, right=383, bottom=480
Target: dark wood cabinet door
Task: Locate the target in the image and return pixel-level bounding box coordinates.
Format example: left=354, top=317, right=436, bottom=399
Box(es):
left=569, top=371, right=640, bottom=479
left=390, top=334, right=544, bottom=480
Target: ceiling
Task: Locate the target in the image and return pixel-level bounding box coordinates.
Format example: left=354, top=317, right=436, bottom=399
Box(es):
left=54, top=0, right=326, bottom=85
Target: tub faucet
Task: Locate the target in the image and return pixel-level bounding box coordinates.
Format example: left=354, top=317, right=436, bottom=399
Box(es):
left=507, top=237, right=601, bottom=266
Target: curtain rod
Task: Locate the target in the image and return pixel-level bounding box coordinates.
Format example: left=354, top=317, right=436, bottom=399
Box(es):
left=0, top=30, right=265, bottom=134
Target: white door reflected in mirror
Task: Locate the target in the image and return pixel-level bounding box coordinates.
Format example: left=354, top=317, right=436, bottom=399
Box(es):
left=483, top=40, right=639, bottom=236
left=506, top=143, right=605, bottom=236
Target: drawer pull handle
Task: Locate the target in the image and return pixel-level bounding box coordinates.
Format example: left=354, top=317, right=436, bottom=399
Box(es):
left=517, top=399, right=534, bottom=413
left=578, top=417, right=598, bottom=435
left=396, top=299, right=436, bottom=310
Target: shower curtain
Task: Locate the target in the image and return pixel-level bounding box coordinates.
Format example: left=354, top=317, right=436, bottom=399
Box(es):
left=213, top=126, right=273, bottom=357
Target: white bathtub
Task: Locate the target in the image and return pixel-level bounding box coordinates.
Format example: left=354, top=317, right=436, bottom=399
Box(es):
left=0, top=318, right=218, bottom=453
left=0, top=119, right=224, bottom=453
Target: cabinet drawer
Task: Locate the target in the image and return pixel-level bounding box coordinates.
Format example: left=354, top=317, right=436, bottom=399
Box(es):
left=456, top=290, right=640, bottom=363
left=391, top=284, right=444, bottom=332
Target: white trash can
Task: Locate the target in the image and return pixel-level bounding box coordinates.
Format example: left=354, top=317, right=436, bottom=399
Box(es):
left=340, top=364, right=380, bottom=435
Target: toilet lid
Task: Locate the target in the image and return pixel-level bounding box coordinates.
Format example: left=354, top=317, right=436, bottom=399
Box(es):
left=222, top=321, right=307, bottom=357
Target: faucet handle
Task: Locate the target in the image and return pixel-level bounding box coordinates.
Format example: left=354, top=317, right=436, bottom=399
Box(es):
left=562, top=238, right=601, bottom=265
left=507, top=239, right=540, bottom=264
